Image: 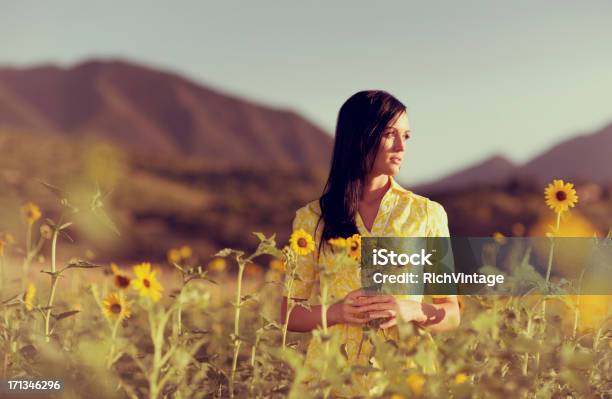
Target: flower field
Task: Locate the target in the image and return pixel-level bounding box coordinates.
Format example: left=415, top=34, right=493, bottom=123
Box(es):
left=0, top=180, right=611, bottom=398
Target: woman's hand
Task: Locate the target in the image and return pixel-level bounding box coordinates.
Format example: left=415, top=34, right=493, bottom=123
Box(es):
left=327, top=289, right=370, bottom=326
left=354, top=294, right=427, bottom=329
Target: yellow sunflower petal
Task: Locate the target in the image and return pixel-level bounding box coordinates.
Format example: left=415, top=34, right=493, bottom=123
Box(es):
left=544, top=179, right=579, bottom=214
left=102, top=292, right=132, bottom=321
left=289, top=229, right=315, bottom=256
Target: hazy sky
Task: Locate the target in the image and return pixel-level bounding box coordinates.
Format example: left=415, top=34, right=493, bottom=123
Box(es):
left=2, top=1, right=611, bottom=184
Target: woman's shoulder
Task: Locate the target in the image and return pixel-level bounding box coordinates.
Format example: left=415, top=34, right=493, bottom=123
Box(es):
left=394, top=185, right=448, bottom=235
left=296, top=199, right=321, bottom=217
left=292, top=199, right=322, bottom=231
left=392, top=180, right=446, bottom=213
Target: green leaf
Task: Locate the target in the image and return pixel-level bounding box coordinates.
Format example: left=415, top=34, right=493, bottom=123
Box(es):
left=60, top=230, right=74, bottom=243
left=91, top=207, right=121, bottom=236
left=58, top=222, right=73, bottom=230
left=215, top=248, right=243, bottom=258
left=1, top=294, right=20, bottom=305
left=66, top=258, right=101, bottom=269
left=40, top=270, right=60, bottom=277
left=40, top=181, right=68, bottom=200
left=253, top=232, right=266, bottom=242
left=52, top=310, right=80, bottom=321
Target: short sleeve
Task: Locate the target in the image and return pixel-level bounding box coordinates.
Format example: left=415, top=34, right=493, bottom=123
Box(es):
left=284, top=207, right=317, bottom=300
left=426, top=200, right=450, bottom=237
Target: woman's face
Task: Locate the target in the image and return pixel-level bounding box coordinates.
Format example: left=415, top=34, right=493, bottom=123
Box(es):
left=371, top=111, right=411, bottom=176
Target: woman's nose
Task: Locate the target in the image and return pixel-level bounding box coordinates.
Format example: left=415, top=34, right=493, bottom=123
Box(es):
left=394, top=137, right=405, bottom=152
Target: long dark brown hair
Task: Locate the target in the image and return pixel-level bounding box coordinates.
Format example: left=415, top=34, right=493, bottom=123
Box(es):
left=317, top=90, right=406, bottom=254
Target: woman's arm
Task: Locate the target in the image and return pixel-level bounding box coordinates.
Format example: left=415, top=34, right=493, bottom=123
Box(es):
left=280, top=297, right=325, bottom=332
left=419, top=296, right=461, bottom=332
left=355, top=294, right=461, bottom=332
left=281, top=289, right=370, bottom=332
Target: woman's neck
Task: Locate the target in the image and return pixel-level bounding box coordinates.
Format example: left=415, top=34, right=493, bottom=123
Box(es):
left=361, top=174, right=391, bottom=204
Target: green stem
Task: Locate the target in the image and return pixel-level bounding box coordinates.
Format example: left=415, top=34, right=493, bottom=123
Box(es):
left=230, top=262, right=245, bottom=398
left=542, top=212, right=562, bottom=321
left=572, top=251, right=592, bottom=339
left=544, top=212, right=562, bottom=285
left=321, top=279, right=328, bottom=335
left=22, top=223, right=32, bottom=290
left=107, top=318, right=121, bottom=368
left=0, top=256, right=4, bottom=298
left=148, top=305, right=161, bottom=399
left=176, top=283, right=184, bottom=336
left=43, top=229, right=60, bottom=342
left=249, top=342, right=257, bottom=397
left=319, top=276, right=331, bottom=399
left=176, top=272, right=185, bottom=337
left=282, top=303, right=294, bottom=349
left=282, top=271, right=296, bottom=348
left=177, top=304, right=182, bottom=336
left=250, top=338, right=257, bottom=368
left=523, top=316, right=533, bottom=376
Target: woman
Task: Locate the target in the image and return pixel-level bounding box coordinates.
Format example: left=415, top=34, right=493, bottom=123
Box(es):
left=281, top=90, right=460, bottom=395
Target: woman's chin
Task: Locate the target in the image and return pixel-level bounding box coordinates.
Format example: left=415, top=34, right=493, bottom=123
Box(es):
left=386, top=165, right=401, bottom=176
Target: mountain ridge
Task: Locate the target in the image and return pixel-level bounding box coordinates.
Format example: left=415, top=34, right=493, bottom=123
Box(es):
left=0, top=58, right=333, bottom=170
left=413, top=122, right=612, bottom=194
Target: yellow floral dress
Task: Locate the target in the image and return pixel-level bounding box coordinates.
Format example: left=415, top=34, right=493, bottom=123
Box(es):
left=284, top=176, right=450, bottom=396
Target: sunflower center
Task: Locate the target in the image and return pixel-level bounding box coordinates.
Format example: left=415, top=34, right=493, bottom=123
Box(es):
left=116, top=275, right=130, bottom=288
left=351, top=242, right=359, bottom=250
left=111, top=304, right=122, bottom=314
left=555, top=190, right=567, bottom=201
left=143, top=278, right=151, bottom=288
left=297, top=238, right=307, bottom=248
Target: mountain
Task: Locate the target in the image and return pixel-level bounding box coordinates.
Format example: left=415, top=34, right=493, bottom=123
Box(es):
left=414, top=122, right=612, bottom=194
left=0, top=59, right=333, bottom=170
left=520, top=122, right=612, bottom=183
left=413, top=155, right=517, bottom=193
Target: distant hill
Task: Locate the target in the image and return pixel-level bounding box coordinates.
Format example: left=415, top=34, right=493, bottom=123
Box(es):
left=414, top=155, right=516, bottom=194
left=415, top=122, right=612, bottom=194
left=0, top=59, right=333, bottom=170
left=520, top=122, right=612, bottom=183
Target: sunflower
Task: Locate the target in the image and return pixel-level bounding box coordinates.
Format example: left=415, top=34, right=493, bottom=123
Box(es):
left=406, top=374, right=425, bottom=397
left=289, top=228, right=315, bottom=256
left=454, top=373, right=468, bottom=384
left=21, top=202, right=42, bottom=225
left=167, top=248, right=182, bottom=264
left=131, top=262, right=163, bottom=302
left=111, top=263, right=131, bottom=289
left=346, top=234, right=362, bottom=261
left=102, top=292, right=132, bottom=321
left=244, top=262, right=263, bottom=276
left=269, top=259, right=286, bottom=273
left=544, top=179, right=578, bottom=213
left=492, top=231, right=506, bottom=244
left=207, top=258, right=227, bottom=272
left=179, top=245, right=192, bottom=259
left=23, top=283, right=36, bottom=311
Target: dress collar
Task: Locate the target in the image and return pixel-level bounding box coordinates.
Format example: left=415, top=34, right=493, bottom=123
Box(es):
left=356, top=175, right=403, bottom=236
left=389, top=176, right=410, bottom=194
